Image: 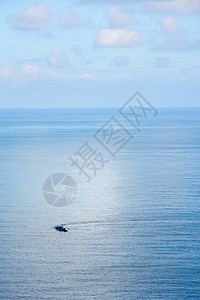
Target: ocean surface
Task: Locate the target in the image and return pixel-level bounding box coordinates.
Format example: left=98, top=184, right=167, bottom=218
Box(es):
left=0, top=107, right=200, bottom=299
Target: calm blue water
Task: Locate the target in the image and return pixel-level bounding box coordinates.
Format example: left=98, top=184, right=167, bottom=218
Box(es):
left=0, top=108, right=200, bottom=299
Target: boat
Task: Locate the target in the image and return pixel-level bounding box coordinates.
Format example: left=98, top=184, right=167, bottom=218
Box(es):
left=55, top=225, right=69, bottom=232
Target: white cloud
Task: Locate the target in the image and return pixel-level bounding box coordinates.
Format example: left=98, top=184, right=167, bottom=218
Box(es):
left=105, top=6, right=133, bottom=27
left=0, top=62, right=62, bottom=87
left=0, top=66, right=12, bottom=78
left=153, top=32, right=200, bottom=51
left=161, top=16, right=179, bottom=33
left=21, top=62, right=40, bottom=76
left=48, top=47, right=68, bottom=67
left=60, top=9, right=83, bottom=28
left=154, top=57, right=171, bottom=68
left=153, top=13, right=200, bottom=51
left=113, top=55, right=131, bottom=67
left=0, top=63, right=40, bottom=86
left=79, top=73, right=96, bottom=80
left=146, top=0, right=200, bottom=14
left=10, top=1, right=51, bottom=30
left=96, top=28, right=140, bottom=47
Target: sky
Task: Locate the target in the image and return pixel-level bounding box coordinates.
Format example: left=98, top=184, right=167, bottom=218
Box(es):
left=0, top=0, right=200, bottom=107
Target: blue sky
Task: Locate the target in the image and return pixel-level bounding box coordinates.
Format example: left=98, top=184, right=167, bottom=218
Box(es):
left=0, top=0, right=200, bottom=107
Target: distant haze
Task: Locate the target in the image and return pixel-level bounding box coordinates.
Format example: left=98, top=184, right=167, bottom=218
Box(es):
left=0, top=0, right=199, bottom=107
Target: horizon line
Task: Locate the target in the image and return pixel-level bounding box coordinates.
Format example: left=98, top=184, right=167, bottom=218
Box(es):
left=0, top=106, right=200, bottom=109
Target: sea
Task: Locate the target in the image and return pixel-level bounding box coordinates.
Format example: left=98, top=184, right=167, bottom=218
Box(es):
left=0, top=107, right=200, bottom=299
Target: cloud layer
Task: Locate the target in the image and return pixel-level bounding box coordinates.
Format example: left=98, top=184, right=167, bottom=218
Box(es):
left=161, top=16, right=179, bottom=33
left=10, top=1, right=51, bottom=30
left=146, top=0, right=200, bottom=14
left=60, top=9, right=84, bottom=28
left=96, top=28, right=140, bottom=47
left=48, top=47, right=69, bottom=67
left=105, top=6, right=133, bottom=27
